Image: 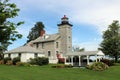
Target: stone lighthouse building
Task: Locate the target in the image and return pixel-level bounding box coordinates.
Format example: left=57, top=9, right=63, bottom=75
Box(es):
left=4, top=15, right=73, bottom=63
left=58, top=15, right=73, bottom=56
left=4, top=15, right=105, bottom=65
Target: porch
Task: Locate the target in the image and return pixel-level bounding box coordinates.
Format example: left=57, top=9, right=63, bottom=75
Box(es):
left=65, top=51, right=105, bottom=67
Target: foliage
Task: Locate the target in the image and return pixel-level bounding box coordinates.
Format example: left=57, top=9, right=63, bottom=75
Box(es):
left=29, top=57, right=48, bottom=66
left=73, top=46, right=85, bottom=52
left=100, top=59, right=114, bottom=66
left=27, top=22, right=45, bottom=43
left=58, top=58, right=65, bottom=64
left=16, top=62, right=30, bottom=67
left=0, top=0, right=24, bottom=59
left=12, top=57, right=20, bottom=65
left=52, top=64, right=72, bottom=68
left=3, top=57, right=11, bottom=64
left=116, top=60, right=120, bottom=63
left=0, top=60, right=4, bottom=64
left=99, top=20, right=120, bottom=62
left=86, top=62, right=109, bottom=71
left=6, top=60, right=12, bottom=65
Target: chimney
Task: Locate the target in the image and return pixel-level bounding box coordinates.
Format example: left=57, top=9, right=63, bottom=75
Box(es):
left=40, top=30, right=45, bottom=36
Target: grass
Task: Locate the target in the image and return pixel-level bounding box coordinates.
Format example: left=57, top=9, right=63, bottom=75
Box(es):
left=0, top=64, right=120, bottom=80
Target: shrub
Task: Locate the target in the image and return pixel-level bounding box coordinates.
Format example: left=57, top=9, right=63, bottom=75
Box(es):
left=16, top=62, right=30, bottom=66
left=12, top=57, right=20, bottom=65
left=100, top=59, right=114, bottom=66
left=41, top=57, right=49, bottom=65
left=116, top=60, right=120, bottom=63
left=6, top=60, right=13, bottom=65
left=29, top=57, right=48, bottom=66
left=86, top=62, right=109, bottom=71
left=52, top=64, right=73, bottom=68
left=58, top=58, right=65, bottom=64
left=4, top=57, right=11, bottom=64
left=0, top=60, right=4, bottom=64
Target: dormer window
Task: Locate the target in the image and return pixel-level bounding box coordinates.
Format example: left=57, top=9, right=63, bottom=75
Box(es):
left=43, top=35, right=49, bottom=39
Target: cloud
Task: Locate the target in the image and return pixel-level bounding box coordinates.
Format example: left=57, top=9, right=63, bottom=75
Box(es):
left=12, top=0, right=120, bottom=35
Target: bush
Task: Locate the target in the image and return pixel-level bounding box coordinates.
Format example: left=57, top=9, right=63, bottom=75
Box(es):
left=16, top=62, right=30, bottom=66
left=86, top=62, right=109, bottom=71
left=4, top=57, right=11, bottom=64
left=6, top=60, right=13, bottom=65
left=41, top=57, right=49, bottom=65
left=29, top=57, right=48, bottom=66
left=58, top=58, right=65, bottom=64
left=52, top=64, right=73, bottom=68
left=116, top=60, right=120, bottom=63
left=0, top=60, right=4, bottom=64
left=100, top=59, right=114, bottom=66
left=12, top=57, right=20, bottom=65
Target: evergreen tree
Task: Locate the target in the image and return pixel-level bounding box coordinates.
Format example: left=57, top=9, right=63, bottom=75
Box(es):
left=27, top=22, right=45, bottom=43
left=0, top=0, right=24, bottom=59
left=99, top=20, right=120, bottom=62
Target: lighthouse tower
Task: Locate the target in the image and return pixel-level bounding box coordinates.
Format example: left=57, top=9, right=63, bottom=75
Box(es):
left=58, top=15, right=73, bottom=56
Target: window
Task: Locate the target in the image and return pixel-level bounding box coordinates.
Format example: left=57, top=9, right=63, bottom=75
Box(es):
left=34, top=53, right=38, bottom=58
left=56, top=42, right=59, bottom=48
left=68, top=36, right=71, bottom=42
left=42, top=43, right=44, bottom=49
left=18, top=53, right=21, bottom=57
left=8, top=54, right=11, bottom=58
left=36, top=43, right=39, bottom=48
left=56, top=51, right=59, bottom=54
left=48, top=51, right=51, bottom=57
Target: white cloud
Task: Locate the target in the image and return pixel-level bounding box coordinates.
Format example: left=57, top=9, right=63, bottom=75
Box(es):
left=12, top=0, right=120, bottom=35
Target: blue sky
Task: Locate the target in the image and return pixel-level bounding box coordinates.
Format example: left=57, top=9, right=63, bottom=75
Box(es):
left=8, top=0, right=120, bottom=51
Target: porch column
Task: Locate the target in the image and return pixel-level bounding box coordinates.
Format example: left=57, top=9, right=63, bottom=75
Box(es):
left=95, top=55, right=98, bottom=62
left=87, top=55, right=89, bottom=65
left=71, top=56, right=73, bottom=66
left=79, top=56, right=81, bottom=66
left=98, top=57, right=101, bottom=62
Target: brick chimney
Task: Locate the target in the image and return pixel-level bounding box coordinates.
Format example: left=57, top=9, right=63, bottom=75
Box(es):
left=40, top=30, right=45, bottom=36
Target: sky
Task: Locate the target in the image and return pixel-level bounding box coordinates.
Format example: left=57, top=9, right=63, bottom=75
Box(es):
left=8, top=0, right=120, bottom=51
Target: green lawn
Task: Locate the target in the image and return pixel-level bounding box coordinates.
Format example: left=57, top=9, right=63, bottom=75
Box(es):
left=0, top=65, right=120, bottom=80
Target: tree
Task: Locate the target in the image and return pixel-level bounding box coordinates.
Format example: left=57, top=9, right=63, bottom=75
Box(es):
left=99, top=20, right=120, bottom=62
left=73, top=46, right=85, bottom=52
left=27, top=22, right=45, bottom=43
left=0, top=0, right=24, bottom=59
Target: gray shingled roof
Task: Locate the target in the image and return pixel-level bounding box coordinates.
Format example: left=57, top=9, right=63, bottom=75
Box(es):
left=66, top=51, right=104, bottom=56
left=32, top=33, right=60, bottom=43
left=4, top=45, right=43, bottom=54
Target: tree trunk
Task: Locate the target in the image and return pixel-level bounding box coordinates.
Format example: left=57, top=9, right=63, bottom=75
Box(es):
left=115, top=55, right=118, bottom=62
